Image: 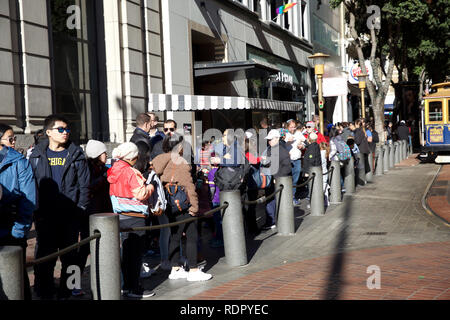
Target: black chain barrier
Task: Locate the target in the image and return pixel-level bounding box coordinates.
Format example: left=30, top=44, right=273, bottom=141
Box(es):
left=25, top=232, right=101, bottom=268
left=293, top=172, right=316, bottom=188
left=120, top=203, right=229, bottom=233
left=242, top=185, right=284, bottom=205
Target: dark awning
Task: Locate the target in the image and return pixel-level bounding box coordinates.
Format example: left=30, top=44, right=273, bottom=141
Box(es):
left=194, top=59, right=280, bottom=83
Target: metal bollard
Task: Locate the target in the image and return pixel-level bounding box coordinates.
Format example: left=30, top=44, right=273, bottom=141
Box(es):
left=90, top=213, right=121, bottom=300
left=344, top=156, right=355, bottom=194
left=220, top=190, right=248, bottom=267
left=366, top=151, right=374, bottom=182
left=0, top=246, right=24, bottom=300
left=403, top=140, right=408, bottom=159
left=275, top=176, right=295, bottom=236
left=375, top=146, right=384, bottom=176
left=356, top=153, right=366, bottom=186
left=398, top=140, right=403, bottom=160
left=389, top=143, right=395, bottom=168
left=383, top=145, right=389, bottom=173
left=308, top=166, right=324, bottom=216
left=329, top=160, right=342, bottom=204
left=394, top=141, right=400, bottom=164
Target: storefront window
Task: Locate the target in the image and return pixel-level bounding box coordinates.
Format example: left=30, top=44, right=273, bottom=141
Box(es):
left=50, top=0, right=101, bottom=143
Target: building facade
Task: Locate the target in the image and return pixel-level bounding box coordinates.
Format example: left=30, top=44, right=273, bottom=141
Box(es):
left=1, top=0, right=347, bottom=148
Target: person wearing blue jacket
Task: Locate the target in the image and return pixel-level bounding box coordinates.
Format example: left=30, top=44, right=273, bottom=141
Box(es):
left=0, top=123, right=36, bottom=300
left=29, top=115, right=91, bottom=300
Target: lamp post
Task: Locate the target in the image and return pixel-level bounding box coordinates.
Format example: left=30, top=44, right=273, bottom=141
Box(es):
left=358, top=73, right=368, bottom=119
left=308, top=53, right=329, bottom=135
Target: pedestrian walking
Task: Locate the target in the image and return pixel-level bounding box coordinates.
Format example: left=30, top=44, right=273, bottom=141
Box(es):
left=29, top=114, right=91, bottom=300
left=152, top=134, right=212, bottom=282
left=108, top=142, right=156, bottom=298
left=0, top=123, right=36, bottom=300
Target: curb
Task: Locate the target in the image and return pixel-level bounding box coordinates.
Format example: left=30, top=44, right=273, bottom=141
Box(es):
left=421, top=164, right=450, bottom=227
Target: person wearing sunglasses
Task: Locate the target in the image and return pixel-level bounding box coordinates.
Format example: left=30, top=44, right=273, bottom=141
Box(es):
left=0, top=124, right=17, bottom=149
left=28, top=114, right=91, bottom=300
left=0, top=123, right=36, bottom=300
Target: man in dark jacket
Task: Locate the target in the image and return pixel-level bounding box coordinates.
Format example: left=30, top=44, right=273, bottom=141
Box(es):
left=130, top=113, right=153, bottom=177
left=260, top=129, right=292, bottom=230
left=29, top=114, right=90, bottom=300
left=354, top=119, right=370, bottom=176
left=397, top=120, right=410, bottom=141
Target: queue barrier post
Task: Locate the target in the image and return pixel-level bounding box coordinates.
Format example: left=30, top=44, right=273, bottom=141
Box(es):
left=394, top=141, right=400, bottom=164
left=329, top=160, right=342, bottom=204
left=356, top=153, right=366, bottom=186
left=0, top=246, right=24, bottom=300
left=275, top=176, right=294, bottom=236
left=366, top=151, right=374, bottom=183
left=389, top=143, right=395, bottom=168
left=309, top=167, right=324, bottom=216
left=344, top=156, right=355, bottom=194
left=220, top=190, right=248, bottom=267
left=89, top=213, right=121, bottom=300
left=375, top=146, right=384, bottom=176
left=383, top=145, right=389, bottom=173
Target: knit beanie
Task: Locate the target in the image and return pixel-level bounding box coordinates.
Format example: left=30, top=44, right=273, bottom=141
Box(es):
left=112, top=142, right=138, bottom=160
left=85, top=140, right=107, bottom=159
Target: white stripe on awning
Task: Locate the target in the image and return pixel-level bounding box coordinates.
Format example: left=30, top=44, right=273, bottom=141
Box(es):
left=148, top=94, right=304, bottom=112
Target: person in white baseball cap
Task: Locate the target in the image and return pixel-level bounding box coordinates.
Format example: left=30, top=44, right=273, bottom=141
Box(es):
left=264, top=129, right=281, bottom=141
left=85, top=139, right=107, bottom=161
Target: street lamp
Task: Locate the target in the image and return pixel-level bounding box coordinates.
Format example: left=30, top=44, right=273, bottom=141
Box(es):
left=308, top=53, right=330, bottom=135
left=358, top=72, right=368, bottom=119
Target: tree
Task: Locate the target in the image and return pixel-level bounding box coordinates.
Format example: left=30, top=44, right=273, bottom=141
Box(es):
left=330, top=0, right=449, bottom=142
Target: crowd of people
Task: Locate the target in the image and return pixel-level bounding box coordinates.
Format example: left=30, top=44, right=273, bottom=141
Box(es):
left=0, top=113, right=412, bottom=300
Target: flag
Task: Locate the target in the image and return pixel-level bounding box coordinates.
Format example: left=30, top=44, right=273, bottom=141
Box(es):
left=276, top=2, right=297, bottom=15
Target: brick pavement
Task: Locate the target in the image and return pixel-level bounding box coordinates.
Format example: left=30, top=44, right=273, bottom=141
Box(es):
left=24, top=155, right=450, bottom=300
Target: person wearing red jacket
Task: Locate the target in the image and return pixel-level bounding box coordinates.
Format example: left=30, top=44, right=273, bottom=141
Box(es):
left=108, top=142, right=155, bottom=299
left=304, top=121, right=327, bottom=144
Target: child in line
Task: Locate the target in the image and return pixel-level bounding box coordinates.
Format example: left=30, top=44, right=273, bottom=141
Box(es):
left=207, top=157, right=223, bottom=248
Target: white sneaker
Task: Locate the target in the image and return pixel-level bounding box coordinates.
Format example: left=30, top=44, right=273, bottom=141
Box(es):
left=168, top=267, right=188, bottom=280
left=140, top=263, right=156, bottom=278
left=159, top=260, right=172, bottom=271
left=187, top=269, right=213, bottom=282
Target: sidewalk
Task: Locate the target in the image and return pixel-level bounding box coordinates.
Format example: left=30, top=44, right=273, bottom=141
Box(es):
left=26, top=154, right=450, bottom=300
left=426, top=164, right=450, bottom=224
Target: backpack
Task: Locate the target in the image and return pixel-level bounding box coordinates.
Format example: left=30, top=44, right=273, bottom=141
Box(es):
left=214, top=165, right=248, bottom=191
left=372, top=131, right=380, bottom=144
left=249, top=165, right=272, bottom=189
left=164, top=183, right=190, bottom=214
left=335, top=140, right=352, bottom=161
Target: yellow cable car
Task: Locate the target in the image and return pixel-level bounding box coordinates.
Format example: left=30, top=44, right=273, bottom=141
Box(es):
left=419, top=82, right=450, bottom=163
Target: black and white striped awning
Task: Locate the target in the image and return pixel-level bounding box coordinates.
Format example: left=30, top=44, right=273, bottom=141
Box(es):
left=149, top=94, right=303, bottom=112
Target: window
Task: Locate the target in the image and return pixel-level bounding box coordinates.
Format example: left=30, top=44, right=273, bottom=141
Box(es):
left=50, top=0, right=102, bottom=143
left=429, top=101, right=443, bottom=122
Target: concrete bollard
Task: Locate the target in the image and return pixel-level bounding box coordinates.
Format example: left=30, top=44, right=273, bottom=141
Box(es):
left=308, top=166, right=324, bottom=216
left=375, top=146, right=384, bottom=176
left=394, top=141, right=400, bottom=164
left=355, top=153, right=366, bottom=186
left=0, top=246, right=24, bottom=300
left=389, top=143, right=395, bottom=168
left=90, top=213, right=121, bottom=300
left=403, top=140, right=408, bottom=159
left=398, top=140, right=403, bottom=160
left=344, top=156, right=355, bottom=194
left=220, top=190, right=248, bottom=267
left=383, top=145, right=389, bottom=173
left=275, top=176, right=295, bottom=236
left=329, top=160, right=342, bottom=204
left=366, top=151, right=374, bottom=182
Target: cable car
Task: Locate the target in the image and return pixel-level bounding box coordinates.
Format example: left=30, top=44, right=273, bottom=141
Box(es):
left=419, top=82, right=450, bottom=163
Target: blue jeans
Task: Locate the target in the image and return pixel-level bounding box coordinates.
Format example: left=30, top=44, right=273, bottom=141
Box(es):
left=291, top=159, right=301, bottom=198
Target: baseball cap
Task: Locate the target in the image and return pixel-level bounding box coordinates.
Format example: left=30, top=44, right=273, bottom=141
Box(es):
left=400, top=120, right=405, bottom=125
left=265, top=129, right=281, bottom=140
left=306, top=121, right=315, bottom=128
left=85, top=140, right=107, bottom=159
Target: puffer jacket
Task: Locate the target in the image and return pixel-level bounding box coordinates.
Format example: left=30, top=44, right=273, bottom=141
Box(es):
left=0, top=147, right=36, bottom=239
left=107, top=159, right=151, bottom=212
left=29, top=140, right=90, bottom=218
left=152, top=152, right=198, bottom=215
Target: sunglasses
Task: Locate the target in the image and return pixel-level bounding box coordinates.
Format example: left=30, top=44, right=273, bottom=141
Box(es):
left=52, top=127, right=71, bottom=133
left=163, top=128, right=175, bottom=132
left=1, top=136, right=17, bottom=144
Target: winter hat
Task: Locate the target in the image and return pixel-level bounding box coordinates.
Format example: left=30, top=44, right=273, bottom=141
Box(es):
left=306, top=121, right=315, bottom=128
left=112, top=142, right=139, bottom=160
left=309, top=132, right=318, bottom=141
left=85, top=140, right=107, bottom=159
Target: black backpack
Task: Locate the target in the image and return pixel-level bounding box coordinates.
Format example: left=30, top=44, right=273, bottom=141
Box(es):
left=164, top=183, right=190, bottom=214
left=214, top=165, right=249, bottom=191
left=372, top=131, right=380, bottom=144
